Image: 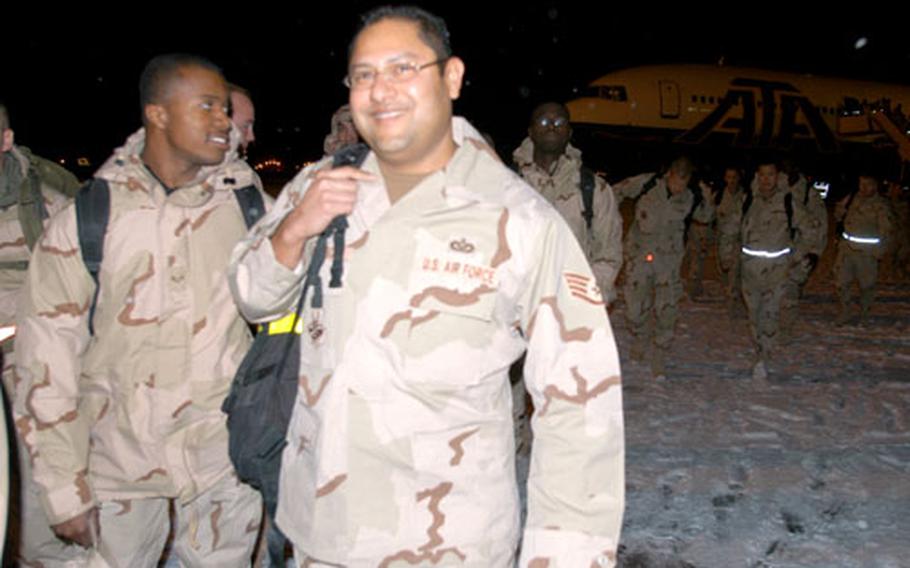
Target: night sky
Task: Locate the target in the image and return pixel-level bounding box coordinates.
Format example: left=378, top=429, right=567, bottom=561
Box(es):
left=6, top=3, right=909, bottom=176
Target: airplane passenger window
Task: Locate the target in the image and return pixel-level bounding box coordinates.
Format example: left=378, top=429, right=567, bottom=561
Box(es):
left=842, top=97, right=863, bottom=116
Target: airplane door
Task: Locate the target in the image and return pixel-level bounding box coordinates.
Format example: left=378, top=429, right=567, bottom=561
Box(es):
left=659, top=81, right=680, bottom=118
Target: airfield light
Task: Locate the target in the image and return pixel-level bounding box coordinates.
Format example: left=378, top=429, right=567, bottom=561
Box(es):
left=645, top=253, right=654, bottom=263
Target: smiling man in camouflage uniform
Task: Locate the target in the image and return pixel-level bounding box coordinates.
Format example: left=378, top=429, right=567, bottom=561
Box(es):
left=229, top=6, right=624, bottom=567
left=14, top=54, right=266, bottom=566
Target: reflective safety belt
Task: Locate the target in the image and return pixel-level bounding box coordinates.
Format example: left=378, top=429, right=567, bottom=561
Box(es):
left=842, top=232, right=881, bottom=245
left=741, top=246, right=792, bottom=259
left=258, top=313, right=304, bottom=335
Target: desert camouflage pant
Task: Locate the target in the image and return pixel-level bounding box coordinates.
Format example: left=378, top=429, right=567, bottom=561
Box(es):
left=3, top=349, right=78, bottom=567
left=2, top=354, right=261, bottom=568
left=741, top=256, right=789, bottom=360
left=684, top=222, right=711, bottom=297
left=624, top=257, right=682, bottom=351
left=835, top=246, right=879, bottom=310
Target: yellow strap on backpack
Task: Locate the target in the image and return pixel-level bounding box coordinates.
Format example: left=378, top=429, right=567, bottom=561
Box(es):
left=259, top=313, right=304, bottom=335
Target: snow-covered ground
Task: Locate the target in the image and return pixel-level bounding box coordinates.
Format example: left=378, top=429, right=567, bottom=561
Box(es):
left=609, top=264, right=909, bottom=568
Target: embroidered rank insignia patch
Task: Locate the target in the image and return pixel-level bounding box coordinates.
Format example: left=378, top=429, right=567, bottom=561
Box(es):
left=564, top=272, right=604, bottom=306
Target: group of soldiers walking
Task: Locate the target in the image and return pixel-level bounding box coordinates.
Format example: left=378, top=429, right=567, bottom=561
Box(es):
left=513, top=101, right=908, bottom=382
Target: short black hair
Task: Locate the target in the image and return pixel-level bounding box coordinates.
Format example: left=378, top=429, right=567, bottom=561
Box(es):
left=0, top=101, right=9, bottom=132
left=138, top=53, right=223, bottom=118
left=349, top=5, right=452, bottom=65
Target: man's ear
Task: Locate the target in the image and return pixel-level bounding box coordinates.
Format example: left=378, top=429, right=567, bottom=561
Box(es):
left=443, top=57, right=466, bottom=100
left=144, top=103, right=168, bottom=131
left=1, top=128, right=14, bottom=153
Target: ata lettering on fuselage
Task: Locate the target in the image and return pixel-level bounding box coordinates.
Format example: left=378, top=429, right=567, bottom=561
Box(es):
left=677, top=78, right=838, bottom=152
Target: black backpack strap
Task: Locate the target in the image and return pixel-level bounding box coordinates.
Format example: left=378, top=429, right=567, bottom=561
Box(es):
left=741, top=189, right=754, bottom=218
left=579, top=166, right=595, bottom=230
left=784, top=192, right=794, bottom=239
left=76, top=179, right=111, bottom=336
left=631, top=173, right=660, bottom=207
left=233, top=185, right=266, bottom=229
left=683, top=184, right=704, bottom=242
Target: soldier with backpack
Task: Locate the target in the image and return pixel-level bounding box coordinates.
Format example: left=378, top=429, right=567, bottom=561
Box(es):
left=834, top=175, right=893, bottom=325
left=13, top=54, right=269, bottom=566
left=513, top=101, right=623, bottom=305
left=719, top=160, right=812, bottom=380
left=614, top=157, right=715, bottom=378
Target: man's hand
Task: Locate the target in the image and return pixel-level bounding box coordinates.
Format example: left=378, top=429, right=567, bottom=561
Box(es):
left=698, top=181, right=716, bottom=204
left=271, top=166, right=376, bottom=269
left=52, top=507, right=99, bottom=548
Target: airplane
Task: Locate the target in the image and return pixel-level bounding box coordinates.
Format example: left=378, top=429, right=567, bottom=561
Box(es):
left=566, top=64, right=910, bottom=161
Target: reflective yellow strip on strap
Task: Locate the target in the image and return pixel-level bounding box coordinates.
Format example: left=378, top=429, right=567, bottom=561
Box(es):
left=259, top=313, right=304, bottom=335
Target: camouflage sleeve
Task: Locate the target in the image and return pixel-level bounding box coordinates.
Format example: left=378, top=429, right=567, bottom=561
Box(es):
left=803, top=189, right=829, bottom=257
left=612, top=172, right=654, bottom=201
left=229, top=166, right=317, bottom=323
left=717, top=196, right=742, bottom=271
left=13, top=205, right=96, bottom=524
left=791, top=194, right=818, bottom=261
left=589, top=176, right=622, bottom=304
left=34, top=155, right=82, bottom=197
left=516, top=216, right=624, bottom=567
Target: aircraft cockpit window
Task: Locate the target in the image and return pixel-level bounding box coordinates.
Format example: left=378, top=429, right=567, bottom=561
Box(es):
left=599, top=86, right=628, bottom=101
left=842, top=97, right=863, bottom=116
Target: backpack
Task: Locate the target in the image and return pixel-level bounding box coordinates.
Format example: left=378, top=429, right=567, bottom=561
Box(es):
left=0, top=155, right=81, bottom=271
left=221, top=143, right=370, bottom=519
left=75, top=176, right=266, bottom=335
left=741, top=189, right=794, bottom=238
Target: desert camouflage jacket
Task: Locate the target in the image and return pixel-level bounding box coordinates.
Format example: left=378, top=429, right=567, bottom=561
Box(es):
left=836, top=192, right=893, bottom=258
left=719, top=175, right=811, bottom=268
left=513, top=138, right=623, bottom=304
left=230, top=117, right=625, bottom=567
left=614, top=173, right=714, bottom=274
left=14, top=128, right=268, bottom=524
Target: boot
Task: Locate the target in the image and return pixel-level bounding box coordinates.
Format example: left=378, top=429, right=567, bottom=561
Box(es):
left=859, top=289, right=874, bottom=325
left=650, top=348, right=667, bottom=380
left=835, top=302, right=851, bottom=327
left=752, top=359, right=768, bottom=381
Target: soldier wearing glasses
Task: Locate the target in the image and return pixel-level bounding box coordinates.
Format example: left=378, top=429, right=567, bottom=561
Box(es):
left=229, top=6, right=625, bottom=567
left=513, top=102, right=623, bottom=306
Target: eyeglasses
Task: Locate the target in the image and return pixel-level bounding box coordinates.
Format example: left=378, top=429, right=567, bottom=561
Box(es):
left=343, top=59, right=447, bottom=90
left=535, top=116, right=570, bottom=129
